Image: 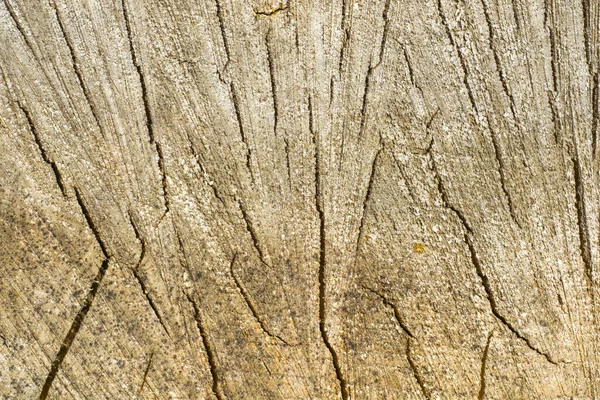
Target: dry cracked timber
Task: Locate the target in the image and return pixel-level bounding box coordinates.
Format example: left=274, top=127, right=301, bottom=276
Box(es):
left=1, top=0, right=600, bottom=398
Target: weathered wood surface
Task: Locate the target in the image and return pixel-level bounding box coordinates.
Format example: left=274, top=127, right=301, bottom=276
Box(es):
left=1, top=0, right=599, bottom=398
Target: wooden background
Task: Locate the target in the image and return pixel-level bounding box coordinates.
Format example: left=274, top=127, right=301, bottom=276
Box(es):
left=1, top=0, right=599, bottom=398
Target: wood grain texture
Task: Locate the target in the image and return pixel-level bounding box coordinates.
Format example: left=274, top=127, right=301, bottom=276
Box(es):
left=0, top=0, right=599, bottom=398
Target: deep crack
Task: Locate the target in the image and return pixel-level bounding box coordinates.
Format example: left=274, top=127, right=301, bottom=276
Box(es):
left=229, top=254, right=288, bottom=344
left=16, top=101, right=67, bottom=197
left=362, top=286, right=414, bottom=338
left=121, top=0, right=168, bottom=214
left=40, top=188, right=110, bottom=399
left=186, top=293, right=225, bottom=400
left=311, top=94, right=349, bottom=400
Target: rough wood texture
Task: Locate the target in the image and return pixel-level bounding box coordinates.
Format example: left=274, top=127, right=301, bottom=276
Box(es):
left=1, top=0, right=599, bottom=398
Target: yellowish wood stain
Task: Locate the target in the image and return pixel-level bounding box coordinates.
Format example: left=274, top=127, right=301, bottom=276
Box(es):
left=413, top=243, right=425, bottom=254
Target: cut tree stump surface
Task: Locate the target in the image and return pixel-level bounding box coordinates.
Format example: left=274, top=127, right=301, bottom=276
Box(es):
left=1, top=0, right=599, bottom=398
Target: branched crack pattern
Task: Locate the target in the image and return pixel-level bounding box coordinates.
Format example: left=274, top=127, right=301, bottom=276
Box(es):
left=229, top=254, right=288, bottom=344
left=39, top=188, right=110, bottom=399
left=363, top=286, right=413, bottom=338
left=212, top=0, right=253, bottom=182
left=439, top=0, right=521, bottom=228
left=310, top=95, right=349, bottom=400
left=362, top=285, right=427, bottom=397
left=478, top=1, right=522, bottom=228
left=128, top=214, right=170, bottom=337
left=13, top=0, right=568, bottom=398
left=427, top=139, right=557, bottom=365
